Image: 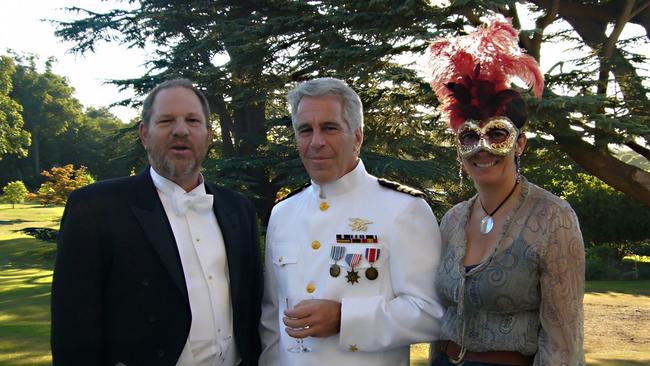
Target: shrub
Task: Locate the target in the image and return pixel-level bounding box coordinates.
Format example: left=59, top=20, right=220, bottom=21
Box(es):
left=586, top=245, right=623, bottom=280
left=2, top=180, right=29, bottom=208
left=20, top=227, right=58, bottom=243
left=34, top=164, right=95, bottom=205
left=586, top=256, right=621, bottom=280
left=638, top=263, right=650, bottom=280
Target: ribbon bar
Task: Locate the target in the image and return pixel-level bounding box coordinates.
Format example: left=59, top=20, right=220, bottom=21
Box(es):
left=336, top=234, right=378, bottom=243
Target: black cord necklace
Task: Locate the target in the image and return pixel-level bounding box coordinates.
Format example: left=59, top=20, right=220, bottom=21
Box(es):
left=478, top=181, right=518, bottom=234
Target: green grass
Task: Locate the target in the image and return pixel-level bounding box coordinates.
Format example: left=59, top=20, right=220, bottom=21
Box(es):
left=586, top=280, right=650, bottom=296
left=1, top=203, right=649, bottom=366
left=0, top=203, right=62, bottom=366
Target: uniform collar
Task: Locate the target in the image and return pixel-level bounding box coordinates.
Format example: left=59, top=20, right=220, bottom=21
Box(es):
left=311, top=159, right=368, bottom=199
left=149, top=166, right=207, bottom=198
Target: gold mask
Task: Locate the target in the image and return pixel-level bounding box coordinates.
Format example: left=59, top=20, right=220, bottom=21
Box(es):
left=456, top=117, right=519, bottom=159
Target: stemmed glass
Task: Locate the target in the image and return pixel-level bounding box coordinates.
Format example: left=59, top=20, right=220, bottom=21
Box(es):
left=285, top=295, right=313, bottom=353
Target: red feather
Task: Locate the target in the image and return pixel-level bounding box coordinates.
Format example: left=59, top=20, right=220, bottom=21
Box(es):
left=428, top=18, right=544, bottom=131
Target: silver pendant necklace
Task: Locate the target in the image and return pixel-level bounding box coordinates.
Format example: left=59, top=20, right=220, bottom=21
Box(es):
left=478, top=181, right=518, bottom=234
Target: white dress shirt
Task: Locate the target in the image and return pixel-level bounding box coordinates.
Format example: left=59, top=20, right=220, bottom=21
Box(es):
left=150, top=168, right=240, bottom=366
left=259, top=160, right=443, bottom=366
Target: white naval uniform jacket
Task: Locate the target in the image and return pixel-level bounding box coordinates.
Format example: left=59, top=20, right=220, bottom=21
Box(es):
left=259, top=160, right=443, bottom=366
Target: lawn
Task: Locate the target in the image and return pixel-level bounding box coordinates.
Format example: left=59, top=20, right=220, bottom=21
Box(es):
left=0, top=203, right=648, bottom=365
left=0, top=203, right=61, bottom=366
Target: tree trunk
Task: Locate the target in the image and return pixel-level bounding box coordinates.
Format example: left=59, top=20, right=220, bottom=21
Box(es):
left=529, top=0, right=650, bottom=206
left=551, top=118, right=650, bottom=207
left=208, top=94, right=235, bottom=157
left=626, top=142, right=650, bottom=162
left=231, top=100, right=277, bottom=223
left=31, top=128, right=40, bottom=176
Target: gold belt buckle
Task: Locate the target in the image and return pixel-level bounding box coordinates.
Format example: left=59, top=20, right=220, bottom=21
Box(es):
left=448, top=345, right=466, bottom=365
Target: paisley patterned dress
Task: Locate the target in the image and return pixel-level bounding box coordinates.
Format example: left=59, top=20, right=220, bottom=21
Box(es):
left=432, top=178, right=585, bottom=366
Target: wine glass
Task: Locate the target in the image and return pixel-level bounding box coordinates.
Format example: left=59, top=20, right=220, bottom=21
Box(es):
left=285, top=295, right=313, bottom=353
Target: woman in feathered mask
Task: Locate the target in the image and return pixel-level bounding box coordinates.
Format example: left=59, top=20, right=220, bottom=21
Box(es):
left=428, top=19, right=585, bottom=366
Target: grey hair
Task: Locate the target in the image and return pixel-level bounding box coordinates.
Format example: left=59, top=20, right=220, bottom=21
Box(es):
left=287, top=77, right=363, bottom=131
left=141, top=78, right=211, bottom=127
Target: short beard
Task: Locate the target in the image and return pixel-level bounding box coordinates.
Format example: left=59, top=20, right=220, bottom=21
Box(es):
left=146, top=145, right=203, bottom=182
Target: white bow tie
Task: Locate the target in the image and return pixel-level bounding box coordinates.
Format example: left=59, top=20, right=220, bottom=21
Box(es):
left=171, top=193, right=214, bottom=216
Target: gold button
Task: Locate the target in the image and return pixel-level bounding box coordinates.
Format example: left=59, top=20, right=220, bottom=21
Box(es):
left=311, top=240, right=321, bottom=250
left=349, top=344, right=358, bottom=352
left=319, top=201, right=329, bottom=211
left=306, top=283, right=316, bottom=294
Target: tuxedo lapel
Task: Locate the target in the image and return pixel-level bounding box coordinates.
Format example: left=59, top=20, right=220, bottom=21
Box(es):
left=206, top=183, right=242, bottom=302
left=130, top=169, right=189, bottom=302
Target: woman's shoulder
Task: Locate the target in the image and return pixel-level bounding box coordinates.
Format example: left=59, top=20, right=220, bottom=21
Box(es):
left=526, top=180, right=574, bottom=213
left=440, top=197, right=473, bottom=229
left=524, top=180, right=582, bottom=237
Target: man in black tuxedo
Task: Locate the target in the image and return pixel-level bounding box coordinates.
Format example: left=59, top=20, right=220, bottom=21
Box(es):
left=51, top=79, right=262, bottom=366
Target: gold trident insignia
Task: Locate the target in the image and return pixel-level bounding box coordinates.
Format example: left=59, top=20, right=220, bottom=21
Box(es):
left=349, top=218, right=373, bottom=232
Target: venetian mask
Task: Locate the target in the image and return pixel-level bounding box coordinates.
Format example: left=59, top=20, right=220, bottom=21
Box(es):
left=456, top=117, right=519, bottom=159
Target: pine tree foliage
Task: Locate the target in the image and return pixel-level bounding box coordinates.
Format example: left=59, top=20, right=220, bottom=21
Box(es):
left=55, top=0, right=450, bottom=222
left=54, top=0, right=650, bottom=222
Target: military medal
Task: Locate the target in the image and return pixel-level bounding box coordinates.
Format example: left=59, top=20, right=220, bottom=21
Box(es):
left=344, top=253, right=362, bottom=284
left=329, top=246, right=346, bottom=277
left=364, top=248, right=381, bottom=280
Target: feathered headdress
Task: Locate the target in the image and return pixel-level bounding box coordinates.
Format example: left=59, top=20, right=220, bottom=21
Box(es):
left=428, top=19, right=544, bottom=131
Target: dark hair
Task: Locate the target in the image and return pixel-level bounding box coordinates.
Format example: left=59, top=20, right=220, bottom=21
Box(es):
left=446, top=78, right=530, bottom=131
left=141, top=79, right=211, bottom=126
left=503, top=95, right=528, bottom=129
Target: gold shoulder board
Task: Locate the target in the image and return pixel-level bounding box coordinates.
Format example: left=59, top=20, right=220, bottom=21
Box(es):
left=276, top=183, right=311, bottom=203
left=377, top=178, right=426, bottom=198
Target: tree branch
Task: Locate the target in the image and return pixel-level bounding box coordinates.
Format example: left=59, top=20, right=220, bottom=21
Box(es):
left=550, top=117, right=650, bottom=207
left=595, top=0, right=634, bottom=115
left=461, top=8, right=481, bottom=27
left=630, top=1, right=650, bottom=19
left=626, top=141, right=650, bottom=162
left=530, top=0, right=559, bottom=60
left=602, top=0, right=634, bottom=59
left=561, top=12, right=650, bottom=117
left=535, top=0, right=650, bottom=41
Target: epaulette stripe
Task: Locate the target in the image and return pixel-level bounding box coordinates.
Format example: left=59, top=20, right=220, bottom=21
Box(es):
left=377, top=178, right=426, bottom=198
left=276, top=183, right=311, bottom=203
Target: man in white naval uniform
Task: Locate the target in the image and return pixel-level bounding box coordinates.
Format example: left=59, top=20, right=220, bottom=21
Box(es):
left=259, top=77, right=443, bottom=366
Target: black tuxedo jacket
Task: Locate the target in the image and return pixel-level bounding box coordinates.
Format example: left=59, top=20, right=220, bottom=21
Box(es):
left=51, top=169, right=262, bottom=366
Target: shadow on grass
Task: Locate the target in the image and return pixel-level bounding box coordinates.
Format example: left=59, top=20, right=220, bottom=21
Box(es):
left=0, top=219, right=29, bottom=226
left=0, top=281, right=51, bottom=302
left=0, top=237, right=56, bottom=269
left=588, top=360, right=650, bottom=366
left=586, top=281, right=650, bottom=297
left=0, top=267, right=53, bottom=366
left=0, top=333, right=52, bottom=366
left=0, top=272, right=52, bottom=321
